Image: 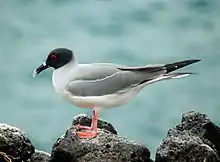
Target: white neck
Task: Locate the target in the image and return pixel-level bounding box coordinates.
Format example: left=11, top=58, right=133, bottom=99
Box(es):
left=52, top=60, right=78, bottom=94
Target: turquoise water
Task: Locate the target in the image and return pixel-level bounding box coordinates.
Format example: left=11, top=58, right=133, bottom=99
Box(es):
left=1, top=0, right=220, bottom=157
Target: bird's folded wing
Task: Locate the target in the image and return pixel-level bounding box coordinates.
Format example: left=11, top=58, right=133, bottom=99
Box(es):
left=66, top=66, right=166, bottom=97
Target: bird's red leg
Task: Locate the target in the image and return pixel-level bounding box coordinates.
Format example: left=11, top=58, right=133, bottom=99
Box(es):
left=76, top=110, right=96, bottom=130
left=91, top=109, right=98, bottom=130
left=76, top=109, right=98, bottom=138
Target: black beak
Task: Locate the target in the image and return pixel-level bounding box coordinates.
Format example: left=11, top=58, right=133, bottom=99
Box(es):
left=33, top=62, right=49, bottom=78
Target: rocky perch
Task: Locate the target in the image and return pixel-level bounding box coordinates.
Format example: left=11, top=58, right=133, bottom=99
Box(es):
left=50, top=114, right=152, bottom=162
left=0, top=111, right=220, bottom=162
left=156, top=111, right=220, bottom=162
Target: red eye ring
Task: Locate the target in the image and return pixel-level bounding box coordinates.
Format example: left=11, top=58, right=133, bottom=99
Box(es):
left=50, top=54, right=57, bottom=61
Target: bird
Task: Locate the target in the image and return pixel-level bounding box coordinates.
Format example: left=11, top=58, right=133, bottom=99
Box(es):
left=33, top=48, right=201, bottom=138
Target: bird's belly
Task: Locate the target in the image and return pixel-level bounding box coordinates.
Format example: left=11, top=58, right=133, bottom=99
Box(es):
left=63, top=86, right=142, bottom=109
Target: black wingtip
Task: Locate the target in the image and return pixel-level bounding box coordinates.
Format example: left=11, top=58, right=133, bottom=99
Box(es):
left=165, top=59, right=201, bottom=73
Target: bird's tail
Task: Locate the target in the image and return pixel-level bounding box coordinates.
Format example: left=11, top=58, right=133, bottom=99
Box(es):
left=162, top=59, right=201, bottom=81
left=145, top=60, right=201, bottom=84
left=166, top=72, right=196, bottom=79
left=147, top=72, right=195, bottom=84
left=165, top=59, right=201, bottom=73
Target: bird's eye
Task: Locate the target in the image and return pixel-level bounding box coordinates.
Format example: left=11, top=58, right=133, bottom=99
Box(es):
left=50, top=54, right=57, bottom=61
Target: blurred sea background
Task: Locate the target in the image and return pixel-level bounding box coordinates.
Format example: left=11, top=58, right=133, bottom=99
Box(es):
left=0, top=0, right=220, bottom=158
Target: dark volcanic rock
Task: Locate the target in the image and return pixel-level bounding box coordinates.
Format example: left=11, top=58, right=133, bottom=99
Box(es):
left=30, top=150, right=50, bottom=162
left=0, top=123, right=35, bottom=162
left=50, top=114, right=152, bottom=162
left=156, top=111, right=220, bottom=162
left=72, top=114, right=117, bottom=135
left=203, top=122, right=220, bottom=155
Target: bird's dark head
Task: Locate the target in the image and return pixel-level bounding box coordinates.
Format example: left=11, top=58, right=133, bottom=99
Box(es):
left=46, top=48, right=73, bottom=69
left=33, top=48, right=74, bottom=77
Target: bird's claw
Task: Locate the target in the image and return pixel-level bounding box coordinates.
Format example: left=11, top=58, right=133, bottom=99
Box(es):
left=76, top=124, right=92, bottom=130
left=76, top=130, right=97, bottom=138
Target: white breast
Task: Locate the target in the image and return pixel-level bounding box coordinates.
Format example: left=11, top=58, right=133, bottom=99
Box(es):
left=52, top=72, right=67, bottom=94
left=52, top=61, right=77, bottom=95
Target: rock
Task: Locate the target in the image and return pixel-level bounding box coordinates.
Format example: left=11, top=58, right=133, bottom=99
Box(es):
left=156, top=111, right=220, bottom=162
left=203, top=122, right=220, bottom=155
left=72, top=114, right=117, bottom=135
left=0, top=123, right=35, bottom=162
left=50, top=114, right=152, bottom=162
left=30, top=150, right=50, bottom=162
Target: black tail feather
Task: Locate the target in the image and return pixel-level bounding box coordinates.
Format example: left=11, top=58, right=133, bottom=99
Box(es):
left=165, top=59, right=201, bottom=73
